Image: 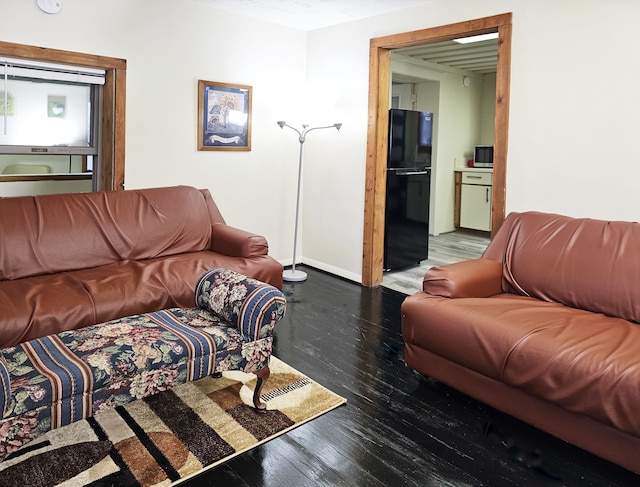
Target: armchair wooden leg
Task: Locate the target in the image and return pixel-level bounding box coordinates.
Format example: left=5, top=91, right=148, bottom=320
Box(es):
left=253, top=366, right=270, bottom=413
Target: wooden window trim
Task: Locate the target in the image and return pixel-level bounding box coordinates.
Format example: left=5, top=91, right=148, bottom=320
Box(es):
left=0, top=41, right=126, bottom=191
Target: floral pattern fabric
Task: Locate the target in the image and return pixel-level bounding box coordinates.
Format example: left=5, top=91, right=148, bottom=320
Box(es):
left=0, top=269, right=286, bottom=461
left=196, top=268, right=287, bottom=340
left=0, top=354, right=9, bottom=418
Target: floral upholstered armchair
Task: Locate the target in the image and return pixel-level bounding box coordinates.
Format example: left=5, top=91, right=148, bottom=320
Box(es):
left=0, top=268, right=286, bottom=460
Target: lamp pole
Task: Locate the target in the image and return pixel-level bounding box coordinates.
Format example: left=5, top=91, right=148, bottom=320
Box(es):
left=277, top=121, right=342, bottom=282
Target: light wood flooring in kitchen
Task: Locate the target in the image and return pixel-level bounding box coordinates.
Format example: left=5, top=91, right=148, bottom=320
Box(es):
left=382, top=229, right=491, bottom=295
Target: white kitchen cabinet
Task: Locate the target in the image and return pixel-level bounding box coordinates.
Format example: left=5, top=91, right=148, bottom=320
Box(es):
left=460, top=171, right=492, bottom=231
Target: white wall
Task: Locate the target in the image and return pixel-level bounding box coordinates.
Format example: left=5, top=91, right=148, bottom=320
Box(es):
left=5, top=0, right=640, bottom=283
left=506, top=1, right=640, bottom=220
left=414, top=71, right=495, bottom=236
left=480, top=73, right=497, bottom=144
left=2, top=0, right=307, bottom=265
left=303, top=0, right=640, bottom=281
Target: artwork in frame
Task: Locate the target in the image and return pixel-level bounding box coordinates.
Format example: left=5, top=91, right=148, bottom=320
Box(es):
left=47, top=95, right=66, bottom=118
left=198, top=80, right=252, bottom=151
left=0, top=91, right=15, bottom=116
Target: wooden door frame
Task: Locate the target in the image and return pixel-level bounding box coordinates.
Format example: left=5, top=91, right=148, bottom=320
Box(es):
left=362, top=13, right=512, bottom=287
left=0, top=41, right=126, bottom=191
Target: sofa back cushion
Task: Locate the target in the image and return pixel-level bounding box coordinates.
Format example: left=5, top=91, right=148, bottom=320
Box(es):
left=483, top=211, right=640, bottom=323
left=0, top=186, right=214, bottom=280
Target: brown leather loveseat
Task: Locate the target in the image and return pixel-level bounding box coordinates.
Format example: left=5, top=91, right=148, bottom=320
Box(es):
left=402, top=211, right=640, bottom=474
left=0, top=185, right=283, bottom=349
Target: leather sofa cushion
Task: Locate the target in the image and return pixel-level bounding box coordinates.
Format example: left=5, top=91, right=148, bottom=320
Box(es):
left=0, top=251, right=283, bottom=348
left=502, top=310, right=640, bottom=439
left=0, top=272, right=97, bottom=347
left=402, top=292, right=640, bottom=437
left=483, top=211, right=640, bottom=323
left=403, top=293, right=559, bottom=381
left=0, top=186, right=213, bottom=281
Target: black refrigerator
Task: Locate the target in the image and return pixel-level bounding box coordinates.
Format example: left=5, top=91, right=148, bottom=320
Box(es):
left=384, top=109, right=433, bottom=271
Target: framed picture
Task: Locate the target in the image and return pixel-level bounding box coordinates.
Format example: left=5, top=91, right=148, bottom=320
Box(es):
left=47, top=95, right=66, bottom=118
left=198, top=80, right=252, bottom=151
left=0, top=91, right=15, bottom=116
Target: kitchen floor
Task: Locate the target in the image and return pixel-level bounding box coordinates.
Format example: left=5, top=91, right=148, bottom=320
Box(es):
left=382, top=229, right=491, bottom=295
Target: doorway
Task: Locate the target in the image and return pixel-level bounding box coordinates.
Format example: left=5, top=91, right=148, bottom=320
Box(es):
left=362, top=13, right=512, bottom=287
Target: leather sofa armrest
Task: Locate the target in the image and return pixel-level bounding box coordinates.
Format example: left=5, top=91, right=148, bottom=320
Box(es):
left=210, top=223, right=269, bottom=258
left=423, top=258, right=503, bottom=298
left=195, top=268, right=286, bottom=341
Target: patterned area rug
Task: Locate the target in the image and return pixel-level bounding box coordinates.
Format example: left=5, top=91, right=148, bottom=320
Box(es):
left=0, top=357, right=346, bottom=487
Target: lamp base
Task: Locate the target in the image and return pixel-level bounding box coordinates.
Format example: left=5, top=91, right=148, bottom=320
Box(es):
left=283, top=269, right=308, bottom=282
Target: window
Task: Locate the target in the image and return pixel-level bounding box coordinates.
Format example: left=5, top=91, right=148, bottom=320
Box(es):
left=0, top=57, right=104, bottom=183
left=0, top=42, right=126, bottom=193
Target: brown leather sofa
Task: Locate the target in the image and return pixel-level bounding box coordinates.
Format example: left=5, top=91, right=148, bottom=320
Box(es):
left=402, top=211, right=640, bottom=474
left=0, top=185, right=283, bottom=348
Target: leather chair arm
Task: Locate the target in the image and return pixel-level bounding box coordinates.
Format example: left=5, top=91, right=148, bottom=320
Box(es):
left=210, top=223, right=269, bottom=258
left=423, top=258, right=503, bottom=298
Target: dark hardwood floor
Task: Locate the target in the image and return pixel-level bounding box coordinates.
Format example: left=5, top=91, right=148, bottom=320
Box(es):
left=186, top=266, right=640, bottom=487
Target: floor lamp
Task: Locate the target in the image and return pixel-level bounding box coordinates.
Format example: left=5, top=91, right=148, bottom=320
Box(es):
left=277, top=121, right=342, bottom=282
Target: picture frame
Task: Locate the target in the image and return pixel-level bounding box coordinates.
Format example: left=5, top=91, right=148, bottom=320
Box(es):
left=197, top=80, right=252, bottom=151
left=0, top=91, right=15, bottom=116
left=47, top=95, right=66, bottom=118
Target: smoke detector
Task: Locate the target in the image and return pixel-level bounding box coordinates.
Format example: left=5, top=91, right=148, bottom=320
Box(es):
left=36, top=0, right=62, bottom=14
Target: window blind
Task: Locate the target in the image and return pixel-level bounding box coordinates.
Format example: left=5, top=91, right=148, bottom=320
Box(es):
left=1, top=57, right=105, bottom=85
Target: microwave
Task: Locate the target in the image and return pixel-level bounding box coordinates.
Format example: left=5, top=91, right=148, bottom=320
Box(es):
left=474, top=145, right=494, bottom=167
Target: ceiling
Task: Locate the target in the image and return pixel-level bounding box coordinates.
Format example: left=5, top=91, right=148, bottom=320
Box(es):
left=196, top=0, right=434, bottom=31
left=393, top=37, right=498, bottom=76
left=197, top=0, right=497, bottom=75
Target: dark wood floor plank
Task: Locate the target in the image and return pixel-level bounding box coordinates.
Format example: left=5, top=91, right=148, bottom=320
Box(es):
left=183, top=266, right=640, bottom=487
